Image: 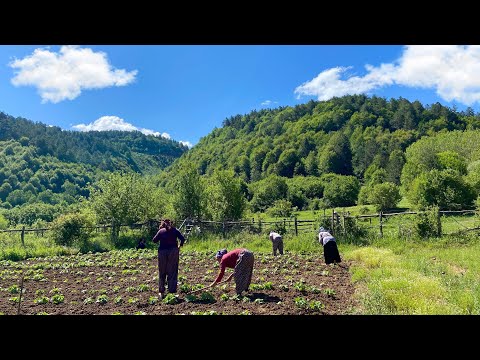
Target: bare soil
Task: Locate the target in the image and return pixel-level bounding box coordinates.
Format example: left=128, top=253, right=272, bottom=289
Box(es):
left=0, top=250, right=360, bottom=315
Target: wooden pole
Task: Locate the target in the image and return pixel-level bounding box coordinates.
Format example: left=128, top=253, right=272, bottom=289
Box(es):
left=21, top=226, right=25, bottom=248
left=294, top=216, right=298, bottom=236
left=332, top=209, right=335, bottom=236
left=379, top=211, right=383, bottom=237
left=437, top=208, right=442, bottom=237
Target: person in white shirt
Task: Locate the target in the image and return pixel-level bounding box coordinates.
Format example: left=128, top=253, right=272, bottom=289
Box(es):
left=318, top=227, right=341, bottom=264
left=268, top=231, right=284, bottom=256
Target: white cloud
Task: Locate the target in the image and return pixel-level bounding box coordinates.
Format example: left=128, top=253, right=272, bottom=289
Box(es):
left=294, top=45, right=480, bottom=106
left=179, top=140, right=193, bottom=148
left=73, top=116, right=163, bottom=137
left=9, top=45, right=138, bottom=103
left=72, top=116, right=193, bottom=147
left=261, top=100, right=278, bottom=106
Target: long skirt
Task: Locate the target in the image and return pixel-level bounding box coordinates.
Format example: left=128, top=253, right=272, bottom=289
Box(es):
left=324, top=241, right=341, bottom=264
left=157, top=247, right=180, bottom=293
left=272, top=237, right=284, bottom=255
left=233, top=249, right=254, bottom=295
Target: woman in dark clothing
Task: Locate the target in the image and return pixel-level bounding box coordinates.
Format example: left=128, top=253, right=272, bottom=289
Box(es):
left=136, top=237, right=146, bottom=250
left=318, top=227, right=341, bottom=264
left=152, top=219, right=185, bottom=299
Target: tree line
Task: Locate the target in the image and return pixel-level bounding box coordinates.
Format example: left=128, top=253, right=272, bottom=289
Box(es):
left=2, top=95, right=480, bottom=230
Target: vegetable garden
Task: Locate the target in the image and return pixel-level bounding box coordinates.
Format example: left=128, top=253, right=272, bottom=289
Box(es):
left=0, top=249, right=358, bottom=315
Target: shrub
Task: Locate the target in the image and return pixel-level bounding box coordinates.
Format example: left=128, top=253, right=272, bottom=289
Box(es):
left=322, top=174, right=360, bottom=207
left=267, top=199, right=293, bottom=218
left=414, top=206, right=442, bottom=238
left=50, top=212, right=94, bottom=250
left=409, top=169, right=476, bottom=210
left=369, top=182, right=402, bottom=211
left=0, top=214, right=8, bottom=229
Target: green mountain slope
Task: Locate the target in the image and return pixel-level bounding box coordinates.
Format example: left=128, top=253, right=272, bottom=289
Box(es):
left=163, top=95, right=479, bottom=184
left=0, top=111, right=188, bottom=175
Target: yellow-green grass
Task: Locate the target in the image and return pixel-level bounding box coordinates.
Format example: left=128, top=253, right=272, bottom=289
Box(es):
left=0, top=232, right=75, bottom=261
left=342, top=234, right=480, bottom=314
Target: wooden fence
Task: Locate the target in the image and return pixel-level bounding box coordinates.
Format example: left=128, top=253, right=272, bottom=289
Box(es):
left=0, top=219, right=160, bottom=248
left=182, top=217, right=318, bottom=238
left=1, top=209, right=479, bottom=246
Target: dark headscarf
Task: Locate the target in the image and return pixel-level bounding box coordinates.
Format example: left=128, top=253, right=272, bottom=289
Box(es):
left=215, top=248, right=228, bottom=259
left=160, top=219, right=172, bottom=230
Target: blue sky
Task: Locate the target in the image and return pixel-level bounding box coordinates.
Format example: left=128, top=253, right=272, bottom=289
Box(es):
left=1, top=45, right=479, bottom=147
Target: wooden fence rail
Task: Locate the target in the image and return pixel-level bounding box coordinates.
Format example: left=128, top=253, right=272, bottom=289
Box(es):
left=1, top=209, right=479, bottom=245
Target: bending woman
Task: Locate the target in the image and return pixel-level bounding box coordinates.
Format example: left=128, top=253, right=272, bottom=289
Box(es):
left=208, top=248, right=254, bottom=296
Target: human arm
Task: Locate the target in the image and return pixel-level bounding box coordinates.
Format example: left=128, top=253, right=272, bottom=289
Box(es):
left=318, top=232, right=324, bottom=246
left=152, top=229, right=162, bottom=243
left=188, top=266, right=226, bottom=294
left=220, top=272, right=234, bottom=283
left=176, top=228, right=185, bottom=247
left=208, top=262, right=227, bottom=288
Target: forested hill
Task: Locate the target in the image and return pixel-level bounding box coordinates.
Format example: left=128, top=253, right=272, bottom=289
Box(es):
left=0, top=112, right=188, bottom=174
left=164, top=95, right=480, bottom=184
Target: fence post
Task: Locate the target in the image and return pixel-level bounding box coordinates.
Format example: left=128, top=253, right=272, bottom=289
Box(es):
left=222, top=221, right=226, bottom=239
left=294, top=216, right=298, bottom=236
left=21, top=226, right=25, bottom=248
left=342, top=213, right=346, bottom=237
left=437, top=208, right=442, bottom=237
left=379, top=211, right=383, bottom=237
left=331, top=209, right=335, bottom=236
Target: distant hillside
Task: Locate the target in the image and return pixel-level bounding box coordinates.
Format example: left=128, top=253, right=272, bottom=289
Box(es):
left=0, top=112, right=188, bottom=175
left=162, top=95, right=480, bottom=185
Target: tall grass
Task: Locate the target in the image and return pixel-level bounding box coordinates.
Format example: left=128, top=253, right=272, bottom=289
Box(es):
left=0, top=228, right=155, bottom=261
left=343, top=232, right=480, bottom=314
left=0, top=232, right=75, bottom=261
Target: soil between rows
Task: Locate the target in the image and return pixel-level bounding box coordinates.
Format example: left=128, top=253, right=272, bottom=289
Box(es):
left=0, top=250, right=360, bottom=315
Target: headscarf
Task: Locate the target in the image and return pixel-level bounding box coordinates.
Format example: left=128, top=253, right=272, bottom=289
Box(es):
left=215, top=248, right=228, bottom=259
left=160, top=219, right=172, bottom=230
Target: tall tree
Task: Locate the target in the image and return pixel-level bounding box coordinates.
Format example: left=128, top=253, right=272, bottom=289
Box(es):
left=205, top=170, right=246, bottom=221
left=318, top=132, right=353, bottom=175
left=171, top=163, right=205, bottom=220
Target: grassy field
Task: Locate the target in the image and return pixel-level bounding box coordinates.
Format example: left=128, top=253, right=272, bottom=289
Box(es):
left=342, top=233, right=480, bottom=314
left=2, top=208, right=480, bottom=314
